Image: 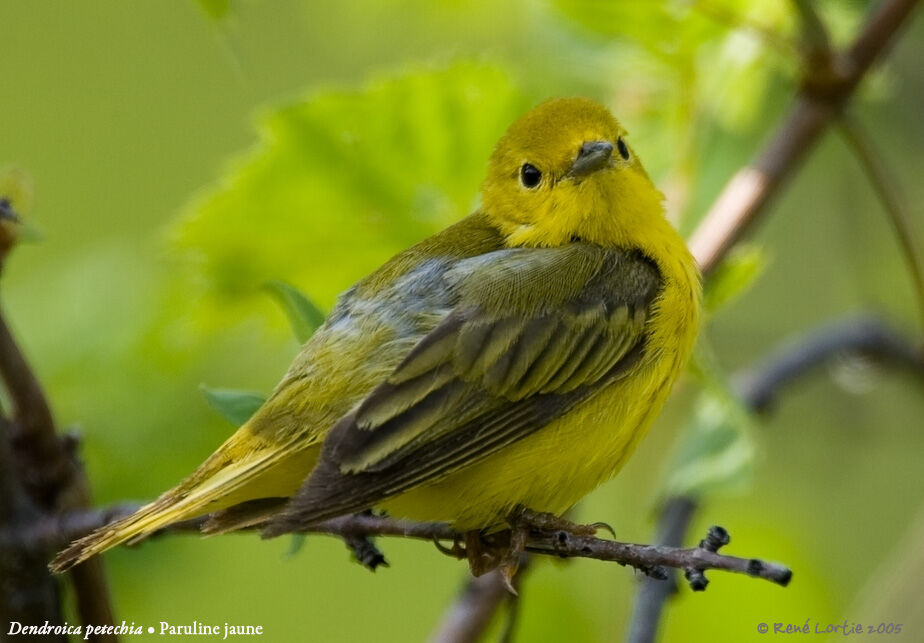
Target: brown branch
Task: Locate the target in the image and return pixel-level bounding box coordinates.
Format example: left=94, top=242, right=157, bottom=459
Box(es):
left=735, top=315, right=924, bottom=412
left=0, top=309, right=64, bottom=498
left=2, top=3, right=917, bottom=642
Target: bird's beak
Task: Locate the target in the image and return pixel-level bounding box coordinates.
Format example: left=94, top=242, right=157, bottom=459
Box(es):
left=0, top=199, right=20, bottom=223
left=567, top=141, right=614, bottom=179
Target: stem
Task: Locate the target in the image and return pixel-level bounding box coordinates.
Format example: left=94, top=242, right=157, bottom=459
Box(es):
left=836, top=115, right=924, bottom=330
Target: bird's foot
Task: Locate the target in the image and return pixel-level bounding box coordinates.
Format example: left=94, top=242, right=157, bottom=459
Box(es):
left=508, top=506, right=616, bottom=539
left=433, top=533, right=467, bottom=559
left=453, top=508, right=615, bottom=595
left=344, top=533, right=388, bottom=571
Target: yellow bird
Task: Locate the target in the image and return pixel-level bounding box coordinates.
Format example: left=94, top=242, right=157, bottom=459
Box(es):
left=52, top=97, right=700, bottom=574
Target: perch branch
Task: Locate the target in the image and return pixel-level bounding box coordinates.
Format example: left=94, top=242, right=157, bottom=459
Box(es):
left=7, top=506, right=792, bottom=588
left=2, top=1, right=918, bottom=641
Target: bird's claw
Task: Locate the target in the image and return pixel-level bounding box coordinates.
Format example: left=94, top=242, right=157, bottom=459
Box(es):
left=457, top=508, right=616, bottom=595
left=588, top=521, right=617, bottom=539
left=433, top=534, right=467, bottom=559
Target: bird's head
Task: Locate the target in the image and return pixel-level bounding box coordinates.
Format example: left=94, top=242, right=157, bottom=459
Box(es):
left=482, top=97, right=663, bottom=247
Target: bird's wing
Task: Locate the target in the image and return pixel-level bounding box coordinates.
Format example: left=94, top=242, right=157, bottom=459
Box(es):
left=266, top=243, right=663, bottom=532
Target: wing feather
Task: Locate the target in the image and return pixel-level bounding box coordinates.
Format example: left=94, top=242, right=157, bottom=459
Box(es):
left=265, top=245, right=663, bottom=533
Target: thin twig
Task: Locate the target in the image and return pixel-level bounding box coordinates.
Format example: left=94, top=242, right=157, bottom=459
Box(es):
left=790, top=0, right=833, bottom=59
left=836, top=115, right=924, bottom=330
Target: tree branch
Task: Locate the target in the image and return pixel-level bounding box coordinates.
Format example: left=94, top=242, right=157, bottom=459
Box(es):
left=735, top=314, right=924, bottom=413
left=7, top=507, right=792, bottom=590
left=0, top=207, right=117, bottom=640
left=2, top=2, right=918, bottom=641
left=790, top=0, right=833, bottom=62
left=0, top=415, right=67, bottom=641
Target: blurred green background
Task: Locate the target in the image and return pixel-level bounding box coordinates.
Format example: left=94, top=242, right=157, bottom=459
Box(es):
left=1, top=1, right=922, bottom=641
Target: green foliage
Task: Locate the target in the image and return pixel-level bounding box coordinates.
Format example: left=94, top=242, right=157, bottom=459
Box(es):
left=201, top=386, right=266, bottom=426
left=662, top=346, right=757, bottom=500
left=285, top=534, right=308, bottom=557
left=553, top=0, right=795, bottom=126
left=171, top=62, right=529, bottom=322
left=662, top=385, right=756, bottom=499
left=264, top=280, right=326, bottom=343
left=703, top=244, right=767, bottom=313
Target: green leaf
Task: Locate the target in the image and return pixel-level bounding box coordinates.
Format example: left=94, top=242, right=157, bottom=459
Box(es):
left=169, top=62, right=528, bottom=325
left=195, top=0, right=230, bottom=20
left=200, top=386, right=265, bottom=426
left=703, top=244, right=767, bottom=313
left=662, top=387, right=756, bottom=498
left=285, top=534, right=307, bottom=558
left=264, top=280, right=326, bottom=343
left=662, top=344, right=757, bottom=499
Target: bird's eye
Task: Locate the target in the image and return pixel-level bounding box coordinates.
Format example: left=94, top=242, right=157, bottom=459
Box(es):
left=616, top=137, right=630, bottom=161
left=519, top=163, right=542, bottom=189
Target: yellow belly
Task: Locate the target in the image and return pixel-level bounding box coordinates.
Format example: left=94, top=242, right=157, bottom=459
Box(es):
left=381, top=360, right=673, bottom=530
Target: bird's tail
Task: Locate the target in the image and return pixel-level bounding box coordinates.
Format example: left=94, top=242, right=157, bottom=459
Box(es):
left=50, top=492, right=208, bottom=573
left=50, top=430, right=317, bottom=573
